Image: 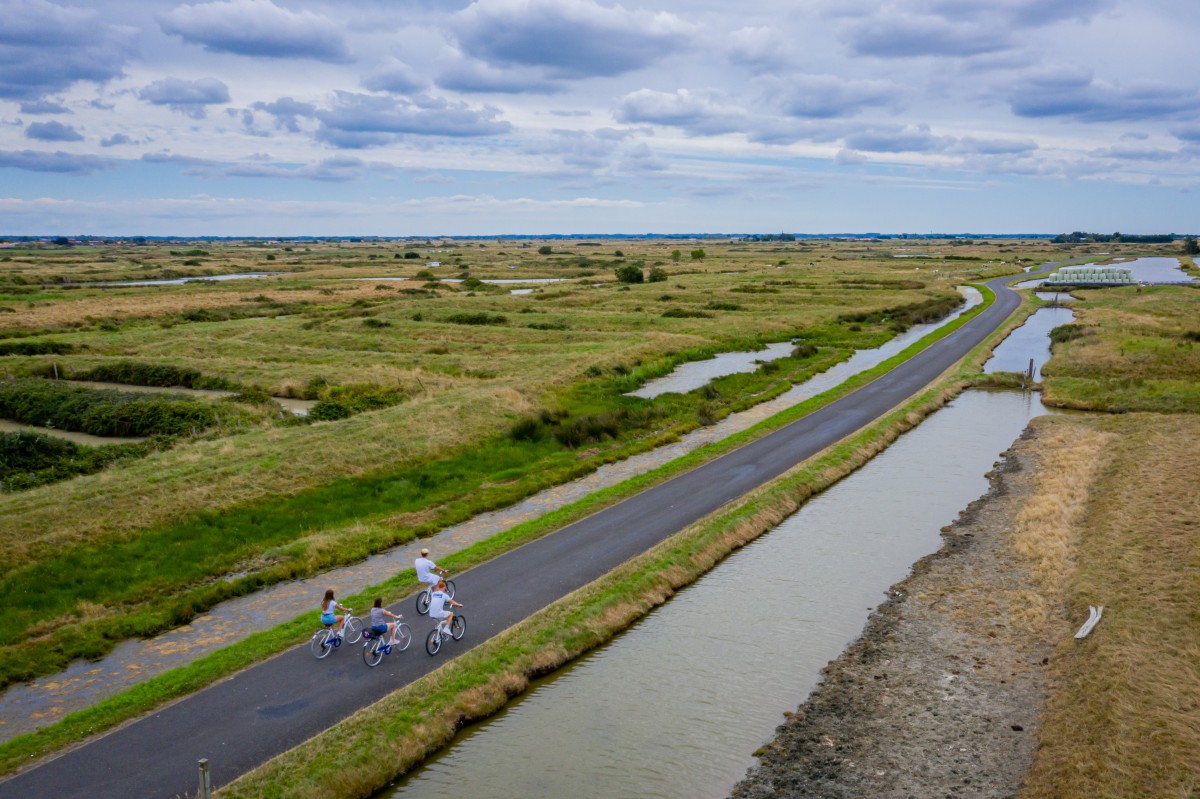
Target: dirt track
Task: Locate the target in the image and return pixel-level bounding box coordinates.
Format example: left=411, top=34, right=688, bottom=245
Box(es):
left=731, top=425, right=1059, bottom=799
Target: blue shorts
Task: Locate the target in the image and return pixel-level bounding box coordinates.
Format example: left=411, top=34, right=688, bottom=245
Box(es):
left=371, top=624, right=389, bottom=635
left=321, top=613, right=337, bottom=626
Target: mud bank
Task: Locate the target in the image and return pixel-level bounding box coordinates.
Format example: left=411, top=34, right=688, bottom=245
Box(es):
left=731, top=426, right=1060, bottom=799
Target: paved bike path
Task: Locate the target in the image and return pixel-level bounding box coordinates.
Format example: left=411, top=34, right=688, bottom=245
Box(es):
left=0, top=269, right=1043, bottom=799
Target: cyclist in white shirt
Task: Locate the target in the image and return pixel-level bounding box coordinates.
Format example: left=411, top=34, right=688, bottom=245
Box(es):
left=414, top=548, right=447, bottom=594
left=428, top=579, right=462, bottom=636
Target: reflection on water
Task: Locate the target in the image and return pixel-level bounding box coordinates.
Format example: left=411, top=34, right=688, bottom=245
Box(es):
left=383, top=391, right=1051, bottom=799
left=984, top=307, right=1075, bottom=381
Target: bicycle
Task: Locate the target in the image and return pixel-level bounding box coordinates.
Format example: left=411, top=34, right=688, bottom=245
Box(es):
left=310, top=610, right=364, bottom=659
left=425, top=613, right=466, bottom=655
left=362, top=621, right=413, bottom=667
left=415, top=577, right=456, bottom=615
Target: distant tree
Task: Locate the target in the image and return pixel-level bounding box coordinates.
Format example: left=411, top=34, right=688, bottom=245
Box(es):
left=614, top=250, right=624, bottom=257
left=538, top=245, right=553, bottom=255
left=615, top=264, right=644, bottom=283
left=404, top=251, right=420, bottom=259
left=671, top=249, right=682, bottom=262
left=1183, top=236, right=1199, bottom=255
left=52, top=236, right=70, bottom=246
left=647, top=267, right=668, bottom=283
left=690, top=248, right=706, bottom=260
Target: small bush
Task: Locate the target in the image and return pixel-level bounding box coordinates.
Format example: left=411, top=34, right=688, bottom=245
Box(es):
left=661, top=308, right=714, bottom=319
left=615, top=264, right=644, bottom=284
left=309, top=383, right=412, bottom=421
left=445, top=312, right=507, bottom=326
left=705, top=302, right=741, bottom=311
left=538, top=245, right=553, bottom=255
left=792, top=343, right=818, bottom=359
left=363, top=318, right=392, bottom=328
left=0, top=432, right=148, bottom=491
left=1049, top=324, right=1089, bottom=344
left=0, top=340, right=74, bottom=356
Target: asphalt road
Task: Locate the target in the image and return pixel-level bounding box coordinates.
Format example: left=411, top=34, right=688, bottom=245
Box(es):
left=0, top=267, right=1045, bottom=799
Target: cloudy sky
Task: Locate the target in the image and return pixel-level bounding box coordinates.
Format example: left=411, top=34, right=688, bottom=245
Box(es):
left=1, top=0, right=1198, bottom=236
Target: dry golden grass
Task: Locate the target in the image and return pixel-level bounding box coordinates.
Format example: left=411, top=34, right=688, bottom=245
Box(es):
left=1020, top=413, right=1200, bottom=799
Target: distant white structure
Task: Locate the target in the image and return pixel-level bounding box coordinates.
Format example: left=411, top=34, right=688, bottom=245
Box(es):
left=1044, top=265, right=1134, bottom=285
left=425, top=261, right=441, bottom=267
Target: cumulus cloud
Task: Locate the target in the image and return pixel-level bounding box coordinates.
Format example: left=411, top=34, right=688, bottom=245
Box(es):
left=777, top=75, right=897, bottom=118
left=249, top=97, right=317, bottom=132
left=840, top=11, right=1009, bottom=58
left=19, top=98, right=70, bottom=114
left=436, top=58, right=563, bottom=95
left=843, top=124, right=948, bottom=153
left=100, top=133, right=134, bottom=147
left=139, top=77, right=231, bottom=118
left=315, top=91, right=511, bottom=148
left=453, top=0, right=691, bottom=79
left=0, top=149, right=111, bottom=173
left=0, top=0, right=134, bottom=100
left=1007, top=68, right=1200, bottom=122
left=159, top=0, right=351, bottom=62
left=362, top=58, right=428, bottom=95
left=614, top=88, right=744, bottom=135
left=25, top=120, right=83, bottom=141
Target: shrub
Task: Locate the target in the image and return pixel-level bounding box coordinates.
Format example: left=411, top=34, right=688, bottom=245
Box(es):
left=0, top=340, right=74, bottom=356
left=73, top=361, right=238, bottom=391
left=615, top=264, right=644, bottom=284
left=445, top=312, right=507, bottom=326
left=647, top=267, right=668, bottom=283
left=538, top=245, right=553, bottom=255
left=791, top=343, right=818, bottom=359
left=705, top=302, right=741, bottom=311
left=404, top=252, right=420, bottom=259
left=661, top=308, right=714, bottom=318
left=1049, top=324, right=1089, bottom=345
left=0, top=432, right=148, bottom=491
left=308, top=383, right=412, bottom=421
left=0, top=378, right=216, bottom=437
left=363, top=318, right=392, bottom=328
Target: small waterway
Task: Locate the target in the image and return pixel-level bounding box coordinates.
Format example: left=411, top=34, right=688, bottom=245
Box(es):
left=984, top=306, right=1076, bottom=381
left=631, top=287, right=981, bottom=399
left=380, top=390, right=1052, bottom=799
left=52, top=381, right=316, bottom=417
left=79, top=272, right=277, bottom=287
left=0, top=289, right=982, bottom=741
left=0, top=419, right=145, bottom=446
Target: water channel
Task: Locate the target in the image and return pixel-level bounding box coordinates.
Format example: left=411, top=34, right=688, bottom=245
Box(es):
left=0, top=289, right=983, bottom=741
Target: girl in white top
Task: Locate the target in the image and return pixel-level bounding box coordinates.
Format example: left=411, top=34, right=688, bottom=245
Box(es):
left=320, top=588, right=349, bottom=637
left=428, top=579, right=462, bottom=636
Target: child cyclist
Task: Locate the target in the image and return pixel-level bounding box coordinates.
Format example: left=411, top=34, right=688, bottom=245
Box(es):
left=320, top=588, right=350, bottom=638
left=428, top=579, right=462, bottom=638
left=368, top=598, right=403, bottom=646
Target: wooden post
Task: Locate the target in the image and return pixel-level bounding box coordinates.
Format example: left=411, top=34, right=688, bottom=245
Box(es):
left=1027, top=358, right=1035, bottom=384
left=198, top=758, right=212, bottom=799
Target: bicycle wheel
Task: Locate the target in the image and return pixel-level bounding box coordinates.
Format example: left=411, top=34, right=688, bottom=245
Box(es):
left=444, top=579, right=456, bottom=600
left=394, top=623, right=413, bottom=651
left=310, top=628, right=333, bottom=659
left=343, top=616, right=364, bottom=644
left=416, top=590, right=430, bottom=616
left=450, top=614, right=466, bottom=640
left=425, top=628, right=442, bottom=655
left=363, top=638, right=385, bottom=668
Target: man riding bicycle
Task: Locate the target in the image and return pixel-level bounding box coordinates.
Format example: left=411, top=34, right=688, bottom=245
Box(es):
left=414, top=548, right=448, bottom=594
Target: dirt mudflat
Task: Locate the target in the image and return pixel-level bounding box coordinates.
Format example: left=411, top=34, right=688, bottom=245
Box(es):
left=731, top=428, right=1058, bottom=799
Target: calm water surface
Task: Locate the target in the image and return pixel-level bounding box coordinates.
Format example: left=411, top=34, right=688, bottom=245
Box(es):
left=984, top=307, right=1076, bottom=380
left=383, top=390, right=1051, bottom=799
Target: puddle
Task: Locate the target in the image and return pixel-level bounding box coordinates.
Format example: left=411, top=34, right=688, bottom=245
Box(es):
left=0, top=287, right=982, bottom=742
left=984, top=306, right=1075, bottom=381
left=0, top=419, right=145, bottom=446
left=379, top=391, right=1052, bottom=799
left=629, top=287, right=980, bottom=399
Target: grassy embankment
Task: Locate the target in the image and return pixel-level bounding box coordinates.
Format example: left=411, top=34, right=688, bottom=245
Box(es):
left=1013, top=274, right=1200, bottom=797
left=1, top=239, right=1015, bottom=689
left=0, top=274, right=1004, bottom=777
